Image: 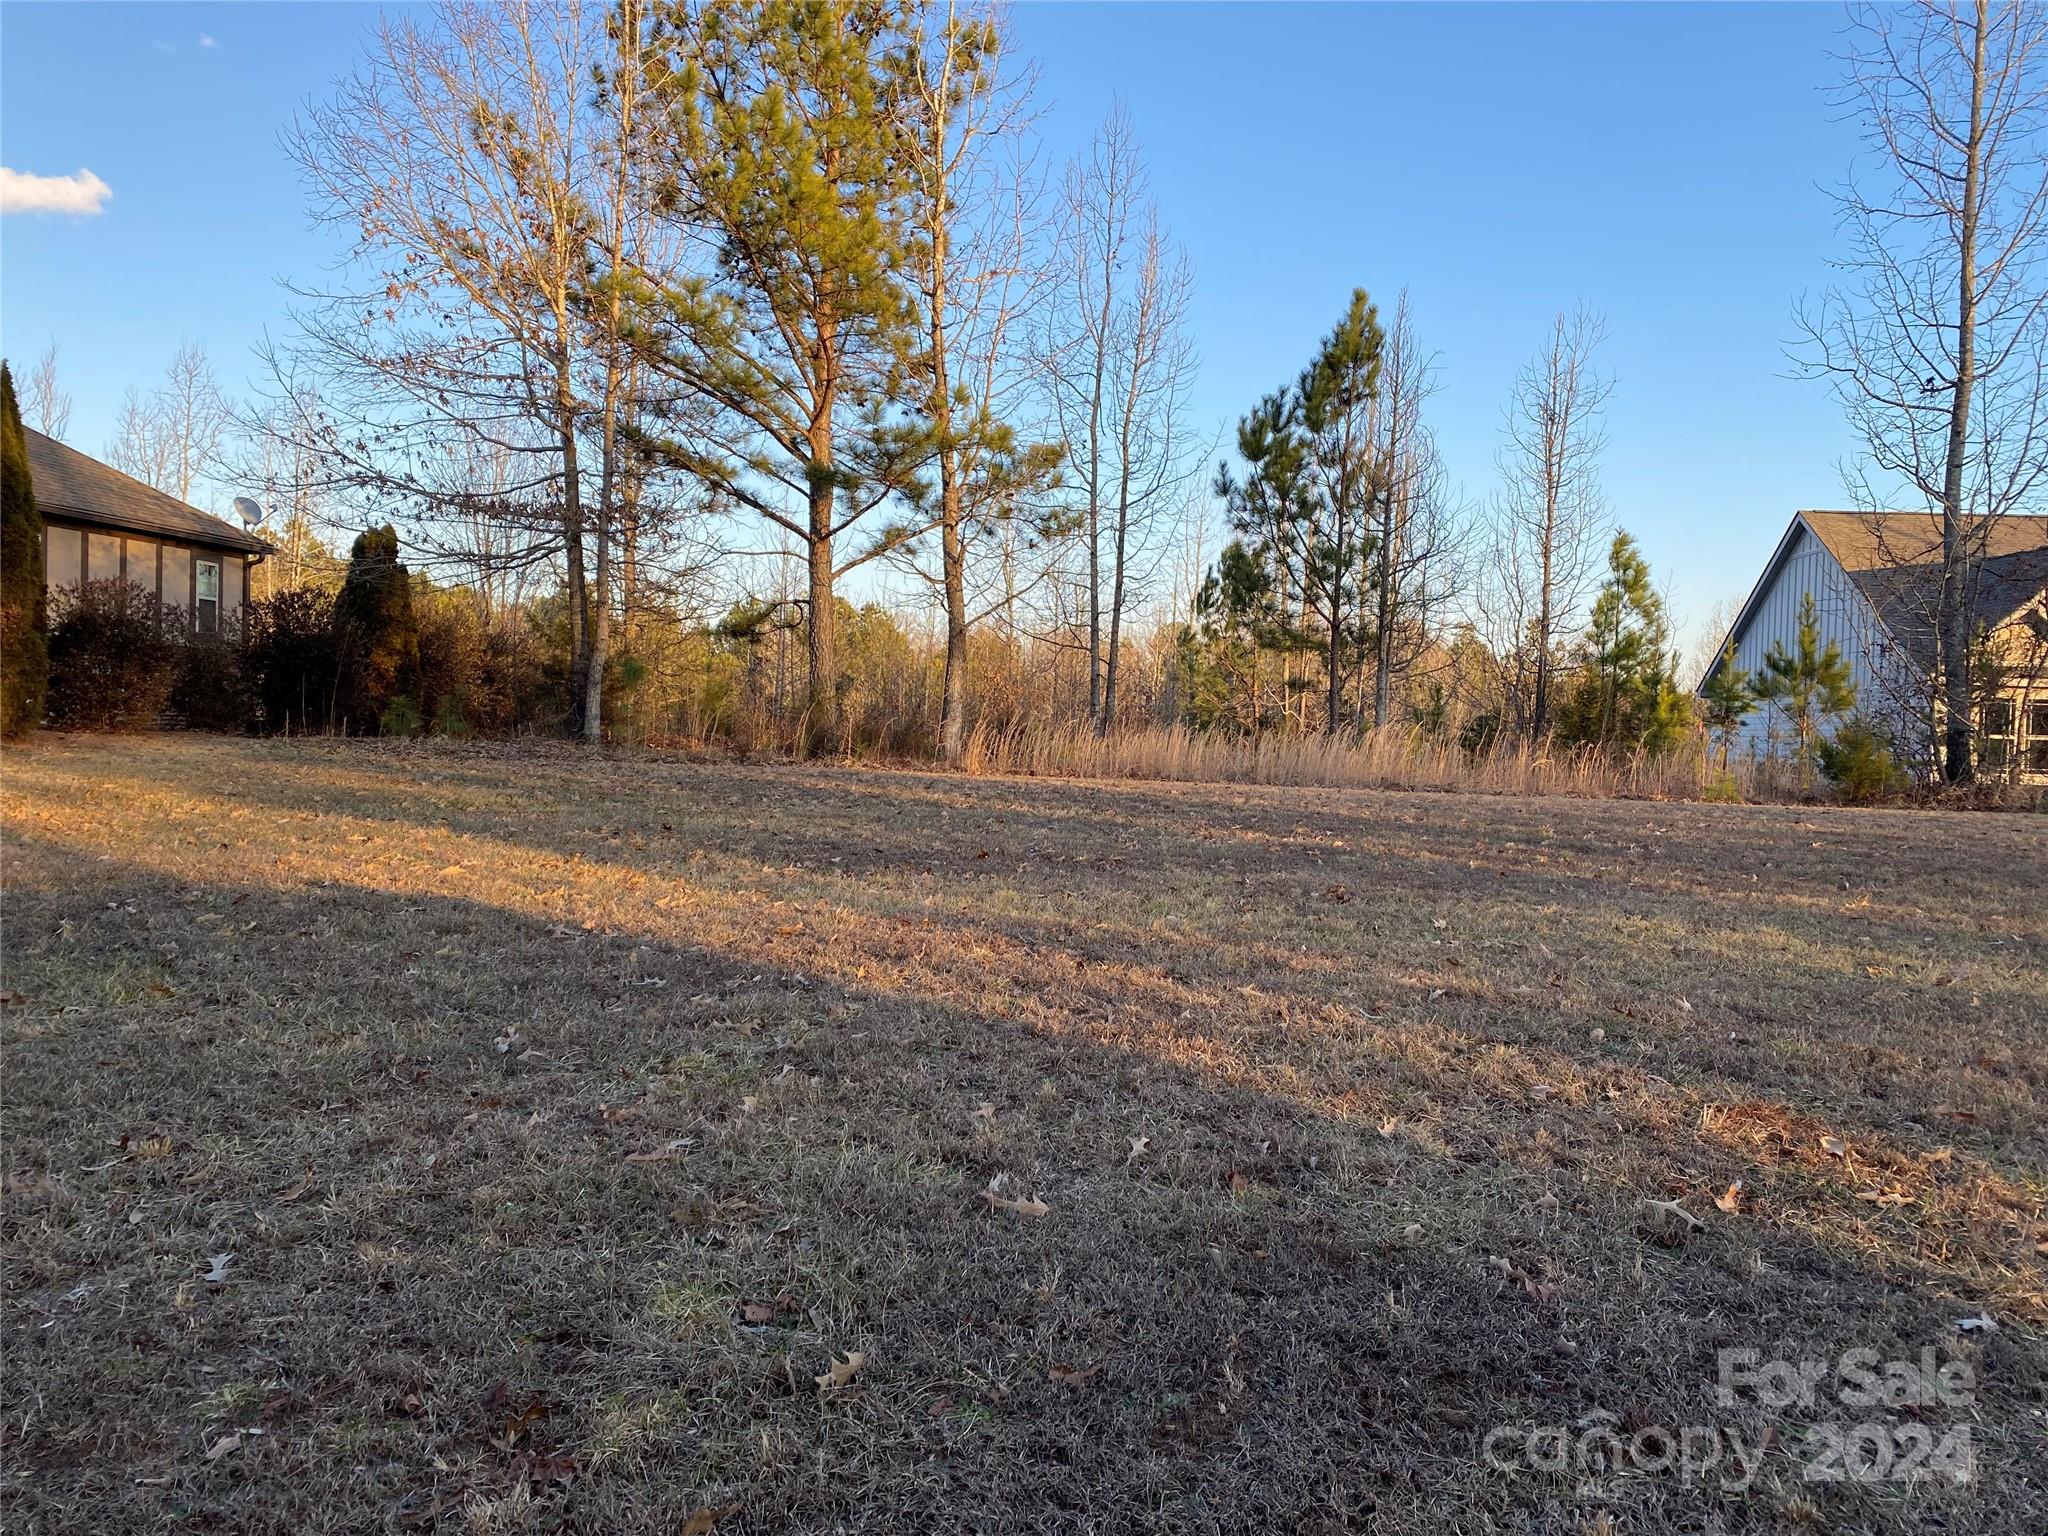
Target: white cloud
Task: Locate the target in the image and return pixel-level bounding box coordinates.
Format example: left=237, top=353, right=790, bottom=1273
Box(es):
left=0, top=167, right=113, bottom=216
left=198, top=34, right=218, bottom=48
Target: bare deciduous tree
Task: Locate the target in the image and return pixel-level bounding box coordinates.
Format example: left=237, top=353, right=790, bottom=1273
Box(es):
left=1799, top=0, right=2048, bottom=780
left=1363, top=292, right=1464, bottom=729
left=1478, top=308, right=1613, bottom=739
left=890, top=2, right=1056, bottom=762
left=1040, top=105, right=1200, bottom=732
left=23, top=342, right=70, bottom=440
left=287, top=0, right=659, bottom=741
left=106, top=342, right=231, bottom=505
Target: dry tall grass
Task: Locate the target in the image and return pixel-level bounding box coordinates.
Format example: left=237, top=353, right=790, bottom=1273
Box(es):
left=959, top=720, right=1780, bottom=800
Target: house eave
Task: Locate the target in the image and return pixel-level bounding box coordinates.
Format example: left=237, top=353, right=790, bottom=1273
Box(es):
left=40, top=501, right=274, bottom=557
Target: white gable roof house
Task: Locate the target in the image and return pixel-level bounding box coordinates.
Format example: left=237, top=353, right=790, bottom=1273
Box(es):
left=1698, top=511, right=2048, bottom=784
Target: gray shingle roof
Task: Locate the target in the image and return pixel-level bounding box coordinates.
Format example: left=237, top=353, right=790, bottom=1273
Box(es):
left=1800, top=511, right=2048, bottom=674
left=23, top=428, right=272, bottom=555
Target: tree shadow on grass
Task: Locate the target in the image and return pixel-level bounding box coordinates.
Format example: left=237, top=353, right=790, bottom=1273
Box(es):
left=166, top=741, right=2048, bottom=1175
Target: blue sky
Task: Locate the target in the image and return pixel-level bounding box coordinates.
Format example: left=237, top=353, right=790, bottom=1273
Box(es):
left=1, top=2, right=1870, bottom=647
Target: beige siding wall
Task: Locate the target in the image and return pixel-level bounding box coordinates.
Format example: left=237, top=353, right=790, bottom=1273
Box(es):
left=45, top=522, right=255, bottom=629
left=162, top=545, right=192, bottom=612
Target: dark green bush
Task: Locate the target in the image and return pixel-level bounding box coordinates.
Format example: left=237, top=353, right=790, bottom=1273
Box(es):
left=46, top=580, right=178, bottom=731
left=245, top=587, right=339, bottom=734
left=1818, top=715, right=1903, bottom=804
left=169, top=614, right=252, bottom=732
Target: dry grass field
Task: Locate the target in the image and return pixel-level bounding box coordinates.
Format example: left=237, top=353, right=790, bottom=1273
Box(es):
left=3, top=734, right=2045, bottom=1535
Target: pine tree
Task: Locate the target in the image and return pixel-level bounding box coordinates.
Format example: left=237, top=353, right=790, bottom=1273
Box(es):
left=1697, top=642, right=1756, bottom=769
left=1214, top=289, right=1384, bottom=734
left=0, top=362, right=48, bottom=737
left=1558, top=531, right=1686, bottom=752
left=1752, top=592, right=1857, bottom=780
left=638, top=0, right=928, bottom=754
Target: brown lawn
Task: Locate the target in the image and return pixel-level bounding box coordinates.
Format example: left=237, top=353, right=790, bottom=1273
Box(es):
left=3, top=734, right=2044, bottom=1535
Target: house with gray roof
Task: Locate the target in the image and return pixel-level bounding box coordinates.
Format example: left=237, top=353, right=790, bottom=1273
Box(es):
left=1698, top=510, right=2048, bottom=782
left=28, top=427, right=271, bottom=634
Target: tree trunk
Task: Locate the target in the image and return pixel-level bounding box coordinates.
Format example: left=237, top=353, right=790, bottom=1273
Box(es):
left=806, top=468, right=837, bottom=755
left=584, top=374, right=616, bottom=747
left=1085, top=269, right=1113, bottom=731
left=1326, top=617, right=1343, bottom=735
left=1533, top=513, right=1556, bottom=740
left=940, top=487, right=968, bottom=762
left=1939, top=0, right=1988, bottom=784
left=556, top=365, right=587, bottom=738
left=1102, top=511, right=1126, bottom=733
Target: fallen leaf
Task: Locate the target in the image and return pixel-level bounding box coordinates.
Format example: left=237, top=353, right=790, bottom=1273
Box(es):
left=204, top=1427, right=261, bottom=1461
left=1376, top=1116, right=1400, bottom=1139
left=276, top=1168, right=314, bottom=1203
left=1854, top=1189, right=1913, bottom=1207
left=982, top=1175, right=1049, bottom=1218
left=815, top=1350, right=865, bottom=1392
left=1956, top=1312, right=1999, bottom=1333
left=204, top=1252, right=233, bottom=1284
left=491, top=1398, right=547, bottom=1450
left=679, top=1509, right=732, bottom=1536
left=1715, top=1180, right=1744, bottom=1214
left=971, top=1101, right=997, bottom=1124
left=1645, top=1198, right=1703, bottom=1231
left=1048, top=1363, right=1101, bottom=1389
left=1126, top=1135, right=1151, bottom=1162
left=1821, top=1136, right=1848, bottom=1158
left=624, top=1139, right=691, bottom=1164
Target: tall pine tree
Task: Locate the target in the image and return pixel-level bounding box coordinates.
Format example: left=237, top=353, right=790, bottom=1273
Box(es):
left=637, top=0, right=929, bottom=754
left=1213, top=289, right=1384, bottom=734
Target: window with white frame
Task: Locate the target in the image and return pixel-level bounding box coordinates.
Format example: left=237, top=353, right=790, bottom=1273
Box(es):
left=196, top=559, right=220, bottom=634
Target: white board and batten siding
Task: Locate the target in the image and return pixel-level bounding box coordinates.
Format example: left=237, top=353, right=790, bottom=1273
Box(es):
left=1713, top=519, right=1924, bottom=760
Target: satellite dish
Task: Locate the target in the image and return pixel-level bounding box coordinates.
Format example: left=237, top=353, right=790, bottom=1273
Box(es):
left=233, top=496, right=266, bottom=530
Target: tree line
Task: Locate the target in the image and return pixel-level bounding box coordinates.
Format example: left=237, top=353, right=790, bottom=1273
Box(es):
left=4, top=0, right=2043, bottom=790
